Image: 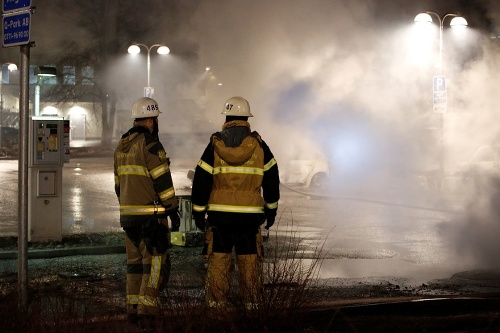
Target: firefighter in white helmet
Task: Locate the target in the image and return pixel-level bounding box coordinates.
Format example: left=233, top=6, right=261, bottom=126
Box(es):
left=191, top=96, right=280, bottom=309
left=114, top=97, right=180, bottom=328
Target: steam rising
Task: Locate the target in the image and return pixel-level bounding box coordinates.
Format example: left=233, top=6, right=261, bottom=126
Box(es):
left=191, top=0, right=500, bottom=273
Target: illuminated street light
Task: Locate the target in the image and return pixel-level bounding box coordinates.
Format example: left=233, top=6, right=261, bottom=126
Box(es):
left=414, top=12, right=468, bottom=74
left=0, top=62, right=18, bottom=152
left=128, top=43, right=170, bottom=97
left=414, top=11, right=467, bottom=183
left=34, top=66, right=57, bottom=117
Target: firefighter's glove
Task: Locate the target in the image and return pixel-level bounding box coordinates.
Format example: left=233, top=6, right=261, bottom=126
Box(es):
left=169, top=210, right=181, bottom=232
left=193, top=211, right=207, bottom=231
left=264, top=206, right=276, bottom=230
left=142, top=219, right=157, bottom=255
left=155, top=222, right=170, bottom=254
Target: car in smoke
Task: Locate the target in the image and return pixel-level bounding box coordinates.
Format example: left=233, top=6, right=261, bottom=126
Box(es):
left=0, top=126, right=19, bottom=156
left=451, top=145, right=500, bottom=193
left=280, top=159, right=330, bottom=188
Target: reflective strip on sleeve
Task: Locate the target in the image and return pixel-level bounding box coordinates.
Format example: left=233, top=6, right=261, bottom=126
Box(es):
left=265, top=201, right=279, bottom=209
left=114, top=174, right=119, bottom=186
left=158, top=187, right=176, bottom=202
left=149, top=163, right=169, bottom=180
left=120, top=205, right=166, bottom=215
left=192, top=204, right=207, bottom=213
left=264, top=158, right=277, bottom=171
left=208, top=204, right=264, bottom=214
left=117, top=165, right=150, bottom=177
left=198, top=160, right=213, bottom=174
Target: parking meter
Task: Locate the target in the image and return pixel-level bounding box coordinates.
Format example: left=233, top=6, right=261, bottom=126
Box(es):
left=28, top=116, right=64, bottom=242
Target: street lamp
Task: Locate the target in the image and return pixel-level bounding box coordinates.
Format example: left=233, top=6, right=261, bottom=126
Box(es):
left=414, top=11, right=467, bottom=183
left=414, top=12, right=468, bottom=74
left=34, top=66, right=57, bottom=116
left=0, top=62, right=18, bottom=152
left=128, top=43, right=170, bottom=97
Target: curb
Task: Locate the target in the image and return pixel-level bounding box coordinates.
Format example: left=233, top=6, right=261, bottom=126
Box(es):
left=0, top=245, right=125, bottom=260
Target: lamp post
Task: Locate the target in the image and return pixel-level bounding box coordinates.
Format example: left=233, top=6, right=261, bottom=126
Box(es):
left=128, top=43, right=170, bottom=97
left=0, top=63, right=18, bottom=152
left=34, top=66, right=57, bottom=116
left=414, top=11, right=467, bottom=183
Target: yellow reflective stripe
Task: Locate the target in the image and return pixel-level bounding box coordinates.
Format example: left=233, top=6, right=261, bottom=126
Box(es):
left=150, top=164, right=169, bottom=180
left=158, top=187, right=175, bottom=202
left=127, top=295, right=140, bottom=305
left=114, top=175, right=119, bottom=186
left=192, top=204, right=207, bottom=212
left=138, top=295, right=160, bottom=307
left=117, top=165, right=149, bottom=177
left=264, top=158, right=277, bottom=171
left=208, top=204, right=264, bottom=213
left=213, top=166, right=264, bottom=175
left=148, top=256, right=162, bottom=288
left=198, top=160, right=213, bottom=174
left=120, top=205, right=166, bottom=215
left=265, top=201, right=279, bottom=209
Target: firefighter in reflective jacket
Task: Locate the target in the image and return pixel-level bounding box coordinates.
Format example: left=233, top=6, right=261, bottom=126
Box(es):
left=191, top=96, right=280, bottom=309
left=114, top=97, right=180, bottom=323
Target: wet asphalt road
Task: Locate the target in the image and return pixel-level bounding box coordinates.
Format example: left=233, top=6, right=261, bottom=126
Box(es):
left=1, top=153, right=500, bottom=287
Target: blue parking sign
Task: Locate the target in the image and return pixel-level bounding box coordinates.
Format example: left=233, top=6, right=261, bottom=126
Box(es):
left=433, top=76, right=446, bottom=92
left=3, top=0, right=31, bottom=13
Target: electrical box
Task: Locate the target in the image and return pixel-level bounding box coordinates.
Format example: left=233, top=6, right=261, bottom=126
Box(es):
left=171, top=195, right=204, bottom=247
left=28, top=116, right=64, bottom=242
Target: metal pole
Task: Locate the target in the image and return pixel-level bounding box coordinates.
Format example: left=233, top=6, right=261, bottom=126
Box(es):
left=18, top=44, right=30, bottom=310
left=147, top=48, right=151, bottom=88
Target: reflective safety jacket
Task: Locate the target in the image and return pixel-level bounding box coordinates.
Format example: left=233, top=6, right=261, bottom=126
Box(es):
left=191, top=120, right=280, bottom=226
left=114, top=126, right=178, bottom=228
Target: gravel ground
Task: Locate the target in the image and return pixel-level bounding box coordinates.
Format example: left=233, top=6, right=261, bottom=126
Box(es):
left=1, top=233, right=500, bottom=332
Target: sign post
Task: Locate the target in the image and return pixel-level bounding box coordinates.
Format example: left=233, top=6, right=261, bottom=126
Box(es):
left=3, top=0, right=33, bottom=310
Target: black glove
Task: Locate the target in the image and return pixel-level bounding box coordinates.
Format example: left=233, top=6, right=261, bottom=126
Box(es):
left=264, top=206, right=276, bottom=230
left=193, top=211, right=207, bottom=231
left=142, top=219, right=158, bottom=255
left=169, top=210, right=181, bottom=232
left=155, top=222, right=170, bottom=254
left=265, top=217, right=275, bottom=230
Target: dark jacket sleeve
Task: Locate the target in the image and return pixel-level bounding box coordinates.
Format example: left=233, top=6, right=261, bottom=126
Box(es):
left=261, top=140, right=280, bottom=217
left=191, top=141, right=215, bottom=216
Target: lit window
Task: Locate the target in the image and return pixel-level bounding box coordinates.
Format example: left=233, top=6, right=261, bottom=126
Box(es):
left=82, top=67, right=94, bottom=85
left=63, top=66, right=76, bottom=85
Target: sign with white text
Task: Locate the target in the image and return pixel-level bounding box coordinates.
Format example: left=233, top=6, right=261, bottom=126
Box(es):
left=2, top=11, right=30, bottom=47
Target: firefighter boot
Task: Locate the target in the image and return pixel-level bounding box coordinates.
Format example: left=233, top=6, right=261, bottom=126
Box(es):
left=206, top=252, right=231, bottom=308
left=236, top=254, right=262, bottom=310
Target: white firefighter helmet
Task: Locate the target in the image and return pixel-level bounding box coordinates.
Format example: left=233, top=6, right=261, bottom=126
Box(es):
left=222, top=96, right=253, bottom=117
left=131, top=97, right=161, bottom=119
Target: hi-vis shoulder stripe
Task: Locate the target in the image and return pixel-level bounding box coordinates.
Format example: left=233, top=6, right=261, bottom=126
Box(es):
left=264, top=158, right=277, bottom=171
left=149, top=164, right=169, bottom=180
left=214, top=166, right=264, bottom=175
left=198, top=160, right=213, bottom=174
left=120, top=205, right=166, bottom=215
left=117, top=165, right=149, bottom=177
left=208, top=204, right=264, bottom=213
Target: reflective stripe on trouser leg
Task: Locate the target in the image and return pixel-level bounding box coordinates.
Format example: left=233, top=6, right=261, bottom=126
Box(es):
left=206, top=252, right=231, bottom=307
left=125, top=232, right=142, bottom=314
left=137, top=241, right=169, bottom=315
left=236, top=254, right=262, bottom=307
